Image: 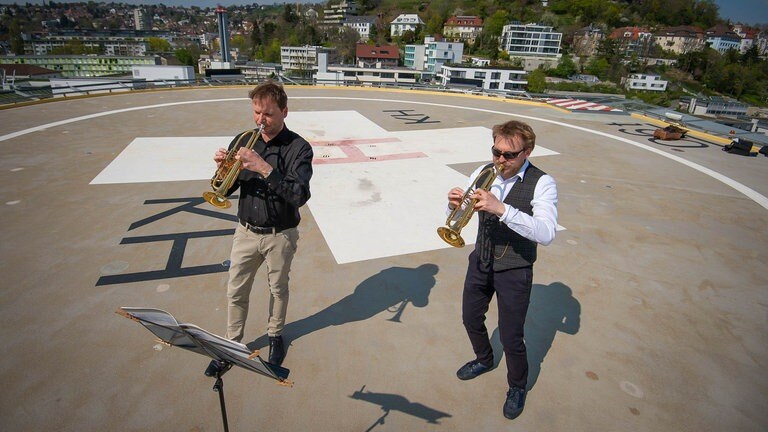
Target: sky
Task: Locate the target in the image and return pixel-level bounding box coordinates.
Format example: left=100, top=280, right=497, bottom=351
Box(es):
left=713, top=0, right=768, bottom=25
left=0, top=0, right=320, bottom=6
left=0, top=0, right=766, bottom=25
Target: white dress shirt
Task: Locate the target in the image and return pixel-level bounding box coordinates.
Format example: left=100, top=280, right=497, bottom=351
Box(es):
left=463, top=160, right=558, bottom=246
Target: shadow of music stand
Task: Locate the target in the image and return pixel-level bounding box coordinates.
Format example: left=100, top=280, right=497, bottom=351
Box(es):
left=116, top=307, right=291, bottom=432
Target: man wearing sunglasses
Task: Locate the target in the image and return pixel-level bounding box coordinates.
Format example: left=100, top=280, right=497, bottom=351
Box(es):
left=446, top=120, right=558, bottom=420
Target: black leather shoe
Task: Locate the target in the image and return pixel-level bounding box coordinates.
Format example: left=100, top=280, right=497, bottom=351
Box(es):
left=268, top=336, right=285, bottom=365
left=503, top=386, right=527, bottom=420
left=456, top=360, right=493, bottom=380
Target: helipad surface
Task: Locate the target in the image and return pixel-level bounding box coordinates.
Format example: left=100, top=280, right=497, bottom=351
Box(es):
left=1, top=87, right=766, bottom=431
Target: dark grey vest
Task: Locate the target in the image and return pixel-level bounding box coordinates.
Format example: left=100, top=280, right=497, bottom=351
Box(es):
left=475, top=162, right=546, bottom=271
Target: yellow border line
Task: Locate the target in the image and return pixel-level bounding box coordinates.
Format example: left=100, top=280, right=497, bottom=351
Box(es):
left=5, top=84, right=761, bottom=152
left=1, top=83, right=574, bottom=113
left=294, top=85, right=574, bottom=113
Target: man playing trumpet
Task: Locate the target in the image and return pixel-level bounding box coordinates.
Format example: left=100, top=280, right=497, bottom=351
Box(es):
left=446, top=120, right=558, bottom=420
left=211, top=81, right=313, bottom=367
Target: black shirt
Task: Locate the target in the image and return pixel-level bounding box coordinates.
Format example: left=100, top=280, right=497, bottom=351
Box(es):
left=225, top=126, right=313, bottom=229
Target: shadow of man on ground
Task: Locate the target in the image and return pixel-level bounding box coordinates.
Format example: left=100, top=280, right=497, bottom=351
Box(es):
left=246, top=264, right=439, bottom=353
left=490, top=282, right=580, bottom=390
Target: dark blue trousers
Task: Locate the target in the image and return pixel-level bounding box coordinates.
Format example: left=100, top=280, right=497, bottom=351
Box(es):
left=462, top=250, right=533, bottom=389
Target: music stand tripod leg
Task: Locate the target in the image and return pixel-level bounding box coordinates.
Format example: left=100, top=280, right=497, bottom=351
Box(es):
left=206, top=360, right=232, bottom=432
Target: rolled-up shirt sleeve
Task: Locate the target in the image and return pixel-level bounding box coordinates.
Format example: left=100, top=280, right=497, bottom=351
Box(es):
left=500, top=175, right=558, bottom=245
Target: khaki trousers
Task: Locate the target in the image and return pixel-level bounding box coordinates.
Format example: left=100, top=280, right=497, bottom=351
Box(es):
left=226, top=224, right=298, bottom=342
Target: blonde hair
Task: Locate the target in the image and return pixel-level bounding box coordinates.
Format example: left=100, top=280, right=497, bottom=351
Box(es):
left=492, top=120, right=536, bottom=150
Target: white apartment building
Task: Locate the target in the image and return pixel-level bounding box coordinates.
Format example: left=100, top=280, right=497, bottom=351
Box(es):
left=706, top=24, right=741, bottom=53
left=133, top=9, right=151, bottom=31
left=438, top=64, right=528, bottom=93
left=0, top=54, right=161, bottom=78
left=314, top=52, right=418, bottom=86
left=321, top=0, right=358, bottom=28
left=404, top=44, right=426, bottom=70
left=315, top=65, right=419, bottom=86
left=280, top=45, right=336, bottom=71
left=22, top=30, right=173, bottom=57
left=405, top=37, right=462, bottom=75
left=132, top=65, right=194, bottom=81
left=425, top=36, right=463, bottom=74
left=624, top=73, right=668, bottom=92
left=390, top=14, right=425, bottom=37
left=344, top=16, right=377, bottom=42
left=500, top=22, right=562, bottom=58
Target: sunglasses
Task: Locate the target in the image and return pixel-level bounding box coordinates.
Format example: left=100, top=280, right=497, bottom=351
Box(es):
left=491, top=146, right=525, bottom=160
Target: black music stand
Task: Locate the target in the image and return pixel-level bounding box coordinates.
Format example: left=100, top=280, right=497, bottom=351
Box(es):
left=116, top=307, right=291, bottom=432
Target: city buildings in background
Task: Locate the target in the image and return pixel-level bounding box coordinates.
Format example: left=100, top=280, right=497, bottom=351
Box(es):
left=1, top=1, right=767, bottom=134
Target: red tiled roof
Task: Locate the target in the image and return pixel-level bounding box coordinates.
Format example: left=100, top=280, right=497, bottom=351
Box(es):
left=355, top=44, right=399, bottom=60
left=445, top=16, right=483, bottom=27
left=656, top=25, right=704, bottom=37
left=609, top=26, right=652, bottom=40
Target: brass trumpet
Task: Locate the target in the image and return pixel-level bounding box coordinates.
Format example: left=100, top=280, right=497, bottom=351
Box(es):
left=203, top=124, right=264, bottom=209
left=437, top=163, right=500, bottom=248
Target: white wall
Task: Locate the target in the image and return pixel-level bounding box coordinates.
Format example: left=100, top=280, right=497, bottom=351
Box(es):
left=132, top=65, right=195, bottom=81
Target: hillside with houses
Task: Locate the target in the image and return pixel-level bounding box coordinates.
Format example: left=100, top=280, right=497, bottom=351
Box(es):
left=1, top=0, right=767, bottom=115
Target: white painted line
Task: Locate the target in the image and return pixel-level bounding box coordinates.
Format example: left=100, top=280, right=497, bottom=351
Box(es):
left=3, top=94, right=765, bottom=212
left=298, top=97, right=768, bottom=211
left=0, top=98, right=245, bottom=143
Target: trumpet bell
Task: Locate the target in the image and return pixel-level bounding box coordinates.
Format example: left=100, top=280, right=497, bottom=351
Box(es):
left=437, top=227, right=465, bottom=248
left=203, top=191, right=232, bottom=209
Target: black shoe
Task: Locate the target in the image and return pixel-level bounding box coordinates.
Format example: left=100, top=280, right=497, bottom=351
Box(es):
left=268, top=336, right=285, bottom=366
left=456, top=360, right=493, bottom=380
left=503, top=386, right=527, bottom=420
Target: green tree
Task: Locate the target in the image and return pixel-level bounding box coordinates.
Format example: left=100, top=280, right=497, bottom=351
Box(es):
left=585, top=57, right=610, bottom=80
left=484, top=9, right=509, bottom=36
left=263, top=39, right=282, bottom=63
left=741, top=45, right=760, bottom=66
left=426, top=14, right=443, bottom=36
left=175, top=47, right=199, bottom=66
left=9, top=20, right=25, bottom=55
left=552, top=55, right=578, bottom=78
left=148, top=37, right=171, bottom=53
left=527, top=68, right=547, bottom=93
left=231, top=34, right=248, bottom=53
left=473, top=30, right=499, bottom=59
left=692, top=0, right=719, bottom=28
left=400, top=29, right=417, bottom=44
left=250, top=18, right=262, bottom=52
left=331, top=26, right=362, bottom=62
left=282, top=4, right=298, bottom=25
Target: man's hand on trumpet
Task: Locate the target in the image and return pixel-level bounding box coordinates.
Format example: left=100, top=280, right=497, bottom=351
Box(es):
left=214, top=148, right=228, bottom=167
left=236, top=147, right=273, bottom=178
left=447, top=187, right=465, bottom=210
left=471, top=189, right=505, bottom=217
